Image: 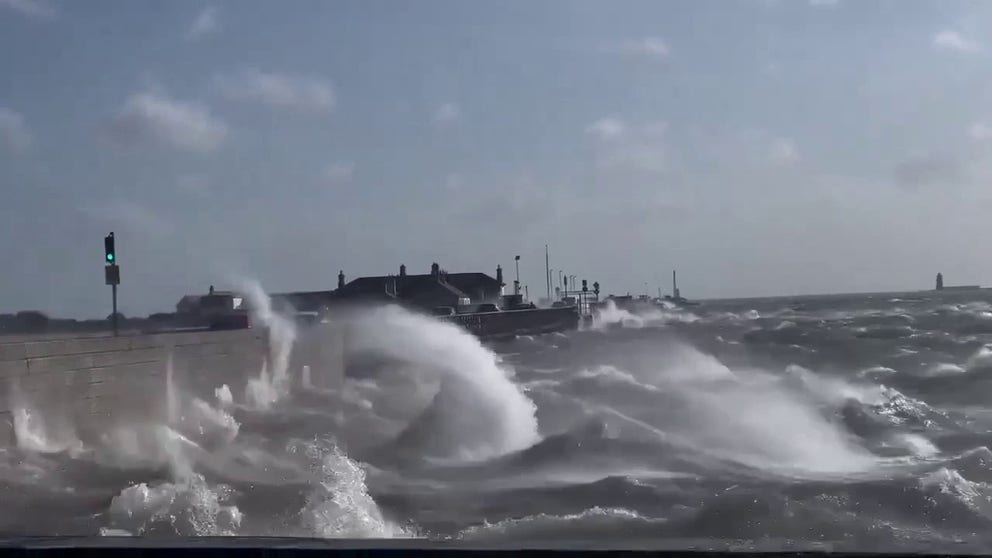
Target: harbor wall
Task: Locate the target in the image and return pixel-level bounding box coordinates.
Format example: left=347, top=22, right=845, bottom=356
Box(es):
left=0, top=324, right=345, bottom=446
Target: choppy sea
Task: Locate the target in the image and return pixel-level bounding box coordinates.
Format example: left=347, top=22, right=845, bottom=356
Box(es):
left=5, top=288, right=992, bottom=552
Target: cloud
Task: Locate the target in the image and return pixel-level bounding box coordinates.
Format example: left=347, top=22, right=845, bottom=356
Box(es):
left=893, top=155, right=962, bottom=189
left=433, top=103, right=461, bottom=124
left=767, top=137, right=800, bottom=166
left=586, top=117, right=627, bottom=141
left=323, top=162, right=354, bottom=183
left=187, top=6, right=219, bottom=40
left=107, top=92, right=227, bottom=153
left=0, top=0, right=56, bottom=19
left=969, top=123, right=992, bottom=141
left=0, top=107, right=32, bottom=153
left=729, top=130, right=801, bottom=168
left=214, top=68, right=336, bottom=114
left=933, top=30, right=981, bottom=53
left=617, top=37, right=671, bottom=60
left=586, top=117, right=670, bottom=174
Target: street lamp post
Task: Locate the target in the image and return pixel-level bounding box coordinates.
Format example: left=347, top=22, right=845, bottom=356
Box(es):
left=514, top=255, right=521, bottom=296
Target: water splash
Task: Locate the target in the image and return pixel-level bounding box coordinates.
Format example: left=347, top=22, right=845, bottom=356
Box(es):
left=592, top=299, right=697, bottom=330
left=245, top=359, right=279, bottom=410
left=302, top=364, right=313, bottom=391
left=215, top=384, right=233, bottom=408
left=346, top=305, right=540, bottom=461
left=292, top=438, right=408, bottom=538
left=240, top=279, right=297, bottom=410
left=9, top=382, right=82, bottom=455
left=166, top=353, right=180, bottom=424
left=108, top=473, right=242, bottom=536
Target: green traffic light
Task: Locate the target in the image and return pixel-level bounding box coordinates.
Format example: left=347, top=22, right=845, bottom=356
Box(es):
left=106, top=253, right=114, bottom=262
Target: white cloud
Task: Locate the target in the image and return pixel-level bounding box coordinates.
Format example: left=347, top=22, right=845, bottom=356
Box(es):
left=108, top=92, right=227, bottom=153
left=433, top=103, right=461, bottom=124
left=323, top=162, right=354, bottom=183
left=969, top=123, right=992, bottom=141
left=214, top=69, right=336, bottom=114
left=586, top=117, right=627, bottom=141
left=618, top=37, right=671, bottom=60
left=933, top=30, right=981, bottom=53
left=768, top=137, right=800, bottom=165
left=0, top=108, right=32, bottom=153
left=187, top=6, right=219, bottom=40
left=0, top=0, right=56, bottom=19
left=586, top=117, right=670, bottom=174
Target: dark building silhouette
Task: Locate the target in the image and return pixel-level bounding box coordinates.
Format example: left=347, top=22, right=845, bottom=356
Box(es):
left=936, top=272, right=944, bottom=291
left=270, top=262, right=505, bottom=313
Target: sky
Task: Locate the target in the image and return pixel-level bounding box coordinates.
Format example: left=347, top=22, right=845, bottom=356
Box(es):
left=3, top=0, right=992, bottom=318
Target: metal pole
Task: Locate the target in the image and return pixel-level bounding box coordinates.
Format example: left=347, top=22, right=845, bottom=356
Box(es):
left=111, top=282, right=118, bottom=337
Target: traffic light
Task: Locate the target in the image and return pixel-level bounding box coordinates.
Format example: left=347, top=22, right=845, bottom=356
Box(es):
left=104, top=232, right=116, bottom=263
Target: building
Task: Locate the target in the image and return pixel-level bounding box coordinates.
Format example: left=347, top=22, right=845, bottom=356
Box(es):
left=175, top=286, right=246, bottom=318
left=270, top=262, right=506, bottom=313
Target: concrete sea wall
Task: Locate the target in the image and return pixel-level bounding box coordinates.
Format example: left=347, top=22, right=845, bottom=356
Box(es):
left=0, top=324, right=346, bottom=446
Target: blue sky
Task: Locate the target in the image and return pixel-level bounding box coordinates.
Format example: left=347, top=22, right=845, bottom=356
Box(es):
left=2, top=0, right=992, bottom=317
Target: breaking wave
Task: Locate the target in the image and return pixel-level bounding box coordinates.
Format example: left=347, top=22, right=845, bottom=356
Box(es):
left=345, top=305, right=540, bottom=461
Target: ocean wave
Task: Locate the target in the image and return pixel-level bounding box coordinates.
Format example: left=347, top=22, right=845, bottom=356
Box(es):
left=457, top=506, right=665, bottom=542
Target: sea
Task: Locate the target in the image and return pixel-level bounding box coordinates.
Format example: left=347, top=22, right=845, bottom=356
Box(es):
left=4, top=288, right=992, bottom=552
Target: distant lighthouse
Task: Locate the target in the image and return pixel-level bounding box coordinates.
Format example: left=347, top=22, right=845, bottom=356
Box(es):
left=936, top=272, right=944, bottom=291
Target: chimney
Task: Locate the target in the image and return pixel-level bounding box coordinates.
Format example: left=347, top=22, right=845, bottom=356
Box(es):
left=431, top=262, right=440, bottom=279
left=400, top=264, right=407, bottom=277
left=496, top=265, right=504, bottom=286
left=338, top=270, right=345, bottom=289
left=209, top=285, right=214, bottom=295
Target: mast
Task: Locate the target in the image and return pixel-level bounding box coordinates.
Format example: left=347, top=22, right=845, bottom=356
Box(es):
left=672, top=269, right=678, bottom=299
left=545, top=244, right=551, bottom=301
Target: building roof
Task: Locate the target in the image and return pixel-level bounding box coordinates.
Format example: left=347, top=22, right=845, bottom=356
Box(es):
left=336, top=271, right=502, bottom=298
left=337, top=275, right=463, bottom=299
left=263, top=267, right=503, bottom=311
left=444, top=272, right=502, bottom=294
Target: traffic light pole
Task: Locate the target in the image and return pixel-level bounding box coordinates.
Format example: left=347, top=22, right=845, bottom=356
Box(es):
left=111, top=282, right=118, bottom=337
left=103, top=232, right=120, bottom=337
